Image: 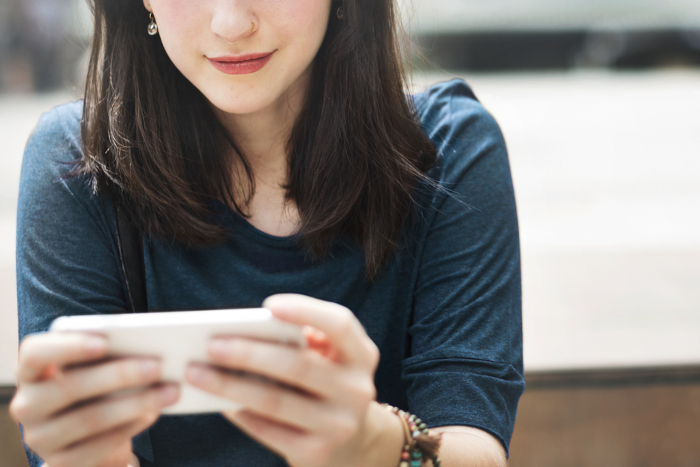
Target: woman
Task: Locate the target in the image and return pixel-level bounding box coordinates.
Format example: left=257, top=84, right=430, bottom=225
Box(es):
left=11, top=0, right=524, bottom=466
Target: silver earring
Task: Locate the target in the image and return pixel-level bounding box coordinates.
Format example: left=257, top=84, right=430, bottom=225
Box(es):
left=148, top=13, right=158, bottom=36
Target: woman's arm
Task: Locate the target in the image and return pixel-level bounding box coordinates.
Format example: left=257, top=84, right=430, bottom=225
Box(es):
left=41, top=453, right=141, bottom=467
left=42, top=452, right=142, bottom=467
left=360, top=406, right=507, bottom=467
left=432, top=426, right=507, bottom=467
left=406, top=80, right=525, bottom=459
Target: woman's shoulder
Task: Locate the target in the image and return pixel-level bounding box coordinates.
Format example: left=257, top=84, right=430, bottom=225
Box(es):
left=412, top=78, right=479, bottom=114
left=21, top=100, right=86, bottom=192
left=19, top=100, right=104, bottom=224
left=412, top=79, right=508, bottom=182
left=412, top=78, right=485, bottom=130
left=25, top=100, right=84, bottom=162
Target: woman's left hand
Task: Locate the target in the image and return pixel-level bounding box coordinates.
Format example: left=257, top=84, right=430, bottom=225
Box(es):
left=185, top=294, right=398, bottom=467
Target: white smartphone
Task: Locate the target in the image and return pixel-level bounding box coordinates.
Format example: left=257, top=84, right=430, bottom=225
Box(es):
left=50, top=308, right=306, bottom=415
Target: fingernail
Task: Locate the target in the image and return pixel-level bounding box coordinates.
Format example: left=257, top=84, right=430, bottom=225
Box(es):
left=85, top=336, right=107, bottom=353
left=140, top=360, right=159, bottom=378
left=159, top=385, right=179, bottom=406
left=265, top=305, right=291, bottom=320
left=262, top=296, right=285, bottom=311
left=209, top=339, right=228, bottom=357
left=270, top=306, right=290, bottom=317
left=186, top=365, right=206, bottom=384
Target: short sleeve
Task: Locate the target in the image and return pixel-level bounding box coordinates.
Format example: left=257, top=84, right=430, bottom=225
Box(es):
left=16, top=103, right=129, bottom=467
left=403, top=80, right=524, bottom=455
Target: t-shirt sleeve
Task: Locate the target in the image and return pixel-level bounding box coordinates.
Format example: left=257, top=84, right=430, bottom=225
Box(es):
left=16, top=103, right=128, bottom=466
left=403, top=80, right=524, bottom=455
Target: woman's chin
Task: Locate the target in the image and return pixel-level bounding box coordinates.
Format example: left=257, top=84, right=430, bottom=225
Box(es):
left=207, top=100, right=261, bottom=116
left=207, top=97, right=274, bottom=117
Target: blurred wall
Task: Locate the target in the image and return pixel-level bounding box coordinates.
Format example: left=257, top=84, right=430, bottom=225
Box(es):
left=0, top=0, right=90, bottom=93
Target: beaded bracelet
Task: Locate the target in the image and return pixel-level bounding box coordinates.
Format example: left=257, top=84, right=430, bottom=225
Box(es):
left=381, top=404, right=442, bottom=467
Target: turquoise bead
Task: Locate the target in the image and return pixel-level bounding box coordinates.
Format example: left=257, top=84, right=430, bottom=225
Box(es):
left=410, top=460, right=422, bottom=467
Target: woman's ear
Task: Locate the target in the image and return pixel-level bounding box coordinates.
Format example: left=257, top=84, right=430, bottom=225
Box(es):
left=143, top=0, right=152, bottom=12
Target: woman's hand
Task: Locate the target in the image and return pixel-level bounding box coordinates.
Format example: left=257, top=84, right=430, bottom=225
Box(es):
left=10, top=332, right=180, bottom=467
left=185, top=294, right=404, bottom=467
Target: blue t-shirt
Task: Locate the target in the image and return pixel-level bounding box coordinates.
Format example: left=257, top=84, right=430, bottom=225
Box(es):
left=17, top=79, right=524, bottom=467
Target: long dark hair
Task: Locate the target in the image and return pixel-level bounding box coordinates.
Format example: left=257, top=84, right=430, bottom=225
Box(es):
left=78, top=0, right=437, bottom=279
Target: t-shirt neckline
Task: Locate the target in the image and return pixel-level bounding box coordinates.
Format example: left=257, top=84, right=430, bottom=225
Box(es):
left=212, top=200, right=302, bottom=248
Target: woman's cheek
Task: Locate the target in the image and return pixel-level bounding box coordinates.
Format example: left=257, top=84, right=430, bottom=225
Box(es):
left=151, top=0, right=207, bottom=52
left=265, top=0, right=332, bottom=36
left=156, top=20, right=209, bottom=85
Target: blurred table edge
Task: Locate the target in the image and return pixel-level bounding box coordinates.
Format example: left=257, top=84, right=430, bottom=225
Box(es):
left=1, top=385, right=16, bottom=405
left=526, top=365, right=700, bottom=390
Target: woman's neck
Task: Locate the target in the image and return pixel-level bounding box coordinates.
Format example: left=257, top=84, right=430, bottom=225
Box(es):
left=225, top=105, right=294, bottom=178
left=217, top=70, right=309, bottom=181
left=213, top=72, right=309, bottom=236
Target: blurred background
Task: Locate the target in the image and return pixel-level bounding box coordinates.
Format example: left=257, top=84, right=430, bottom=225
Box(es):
left=1, top=0, right=700, bottom=465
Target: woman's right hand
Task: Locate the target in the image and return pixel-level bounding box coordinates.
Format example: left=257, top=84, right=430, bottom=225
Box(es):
left=9, top=332, right=180, bottom=467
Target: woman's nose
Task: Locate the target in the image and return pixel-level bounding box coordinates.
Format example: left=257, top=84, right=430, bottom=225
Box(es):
left=210, top=2, right=257, bottom=44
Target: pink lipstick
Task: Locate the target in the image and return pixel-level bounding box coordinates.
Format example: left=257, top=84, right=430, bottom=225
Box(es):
left=208, top=51, right=275, bottom=75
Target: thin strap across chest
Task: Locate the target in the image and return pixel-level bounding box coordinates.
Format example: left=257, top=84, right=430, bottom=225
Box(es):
left=112, top=201, right=149, bottom=313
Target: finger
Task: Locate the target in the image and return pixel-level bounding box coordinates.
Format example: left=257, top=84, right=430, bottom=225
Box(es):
left=16, top=358, right=163, bottom=425
left=225, top=409, right=339, bottom=467
left=304, top=327, right=341, bottom=362
left=186, top=363, right=331, bottom=432
left=129, top=452, right=141, bottom=467
left=28, top=384, right=178, bottom=454
left=17, top=332, right=108, bottom=383
left=48, top=414, right=158, bottom=467
left=95, top=440, right=133, bottom=467
left=205, top=337, right=340, bottom=398
left=263, top=294, right=378, bottom=369
left=223, top=409, right=305, bottom=457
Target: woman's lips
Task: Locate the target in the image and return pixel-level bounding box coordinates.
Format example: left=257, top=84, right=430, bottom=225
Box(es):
left=207, top=51, right=275, bottom=75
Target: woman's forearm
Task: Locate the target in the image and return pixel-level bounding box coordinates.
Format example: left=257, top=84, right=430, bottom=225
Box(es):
left=356, top=402, right=406, bottom=467
left=42, top=457, right=140, bottom=467
left=363, top=403, right=506, bottom=467
left=42, top=455, right=140, bottom=467
left=433, top=427, right=507, bottom=467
